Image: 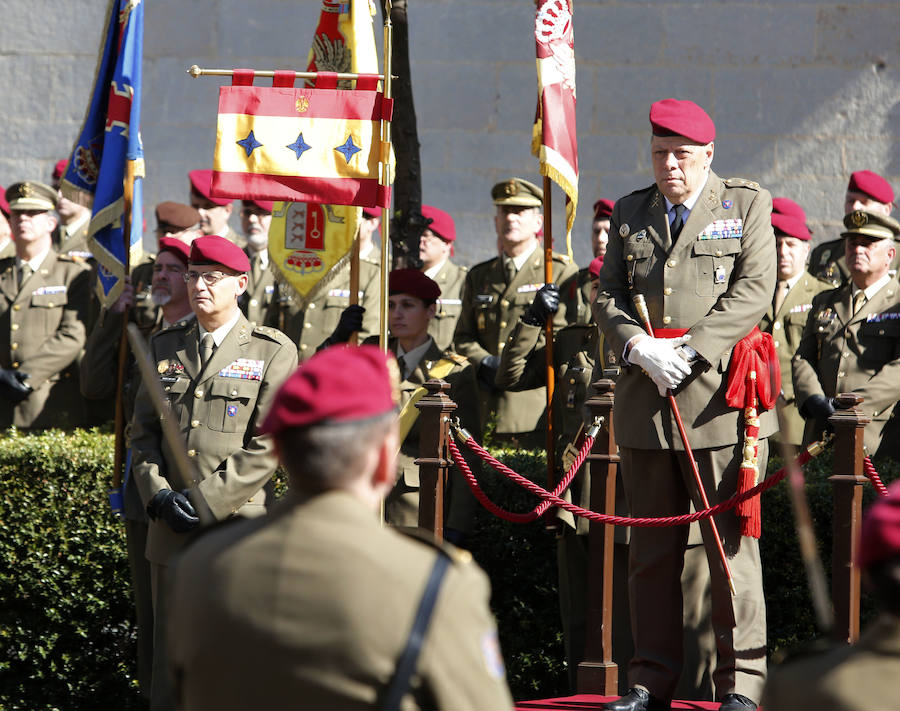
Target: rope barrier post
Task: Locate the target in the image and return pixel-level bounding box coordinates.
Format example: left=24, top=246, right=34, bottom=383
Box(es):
left=414, top=379, right=457, bottom=541
left=828, top=392, right=870, bottom=644
left=577, top=378, right=619, bottom=695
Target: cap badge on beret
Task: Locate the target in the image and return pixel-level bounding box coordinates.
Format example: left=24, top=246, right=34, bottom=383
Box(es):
left=851, top=210, right=868, bottom=228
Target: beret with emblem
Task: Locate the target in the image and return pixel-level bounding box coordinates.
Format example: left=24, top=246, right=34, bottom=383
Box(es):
left=189, top=234, right=251, bottom=272
left=588, top=257, right=604, bottom=279
left=772, top=213, right=811, bottom=242
left=157, top=236, right=191, bottom=266
left=593, top=199, right=614, bottom=220
left=848, top=170, right=894, bottom=205
left=6, top=181, right=58, bottom=212
left=841, top=210, right=900, bottom=241
left=242, top=198, right=274, bottom=213
left=491, top=177, right=543, bottom=207
left=156, top=201, right=201, bottom=231
left=389, top=268, right=441, bottom=302
left=53, top=159, right=68, bottom=181
left=771, top=197, right=807, bottom=222
left=649, top=98, right=715, bottom=145
left=188, top=169, right=233, bottom=207
left=421, top=204, right=455, bottom=243
left=258, top=345, right=400, bottom=435
left=857, top=479, right=900, bottom=569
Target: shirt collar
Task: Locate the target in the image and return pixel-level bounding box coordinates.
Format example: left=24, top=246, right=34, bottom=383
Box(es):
left=397, top=337, right=434, bottom=379
left=424, top=259, right=447, bottom=279
left=854, top=273, right=892, bottom=302
left=18, top=246, right=51, bottom=273
left=199, top=310, right=241, bottom=347
left=505, top=241, right=539, bottom=273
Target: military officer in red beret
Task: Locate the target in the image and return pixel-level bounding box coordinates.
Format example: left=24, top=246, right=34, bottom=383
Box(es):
left=575, top=199, right=615, bottom=323
left=130, top=234, right=297, bottom=709
left=188, top=169, right=244, bottom=248
left=810, top=170, right=897, bottom=286
left=166, top=345, right=514, bottom=710
left=418, top=204, right=468, bottom=350
left=595, top=99, right=776, bottom=711
left=758, top=205, right=831, bottom=446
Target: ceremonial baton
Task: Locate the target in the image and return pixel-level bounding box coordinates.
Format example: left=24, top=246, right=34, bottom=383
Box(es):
left=126, top=324, right=214, bottom=526
left=632, top=294, right=736, bottom=596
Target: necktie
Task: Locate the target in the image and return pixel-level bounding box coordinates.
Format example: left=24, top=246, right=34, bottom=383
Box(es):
left=504, top=258, right=516, bottom=284
left=773, top=281, right=790, bottom=314
left=852, top=290, right=867, bottom=315
left=200, top=333, right=215, bottom=369
left=17, top=264, right=31, bottom=291
left=670, top=204, right=686, bottom=242
left=251, top=256, right=262, bottom=284
left=396, top=354, right=407, bottom=381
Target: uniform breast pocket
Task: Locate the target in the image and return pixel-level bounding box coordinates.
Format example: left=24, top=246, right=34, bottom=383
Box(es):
left=30, top=289, right=68, bottom=332
left=160, top=376, right=191, bottom=426
left=692, top=239, right=741, bottom=297
left=622, top=240, right=655, bottom=289
left=857, top=320, right=900, bottom=368
left=207, top=378, right=260, bottom=433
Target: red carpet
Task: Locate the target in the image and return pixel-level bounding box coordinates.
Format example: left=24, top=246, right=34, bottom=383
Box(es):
left=515, top=695, right=721, bottom=710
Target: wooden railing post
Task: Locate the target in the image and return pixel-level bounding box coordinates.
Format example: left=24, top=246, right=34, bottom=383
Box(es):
left=415, top=379, right=456, bottom=541
left=828, top=392, right=870, bottom=644
left=577, top=378, right=619, bottom=694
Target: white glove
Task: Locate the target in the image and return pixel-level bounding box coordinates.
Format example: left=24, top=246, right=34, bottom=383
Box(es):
left=628, top=335, right=693, bottom=397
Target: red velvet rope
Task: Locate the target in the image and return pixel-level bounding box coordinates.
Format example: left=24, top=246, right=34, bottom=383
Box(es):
left=863, top=456, right=890, bottom=497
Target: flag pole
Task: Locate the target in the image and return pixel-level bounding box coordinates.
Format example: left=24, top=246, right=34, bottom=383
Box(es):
left=543, top=177, right=556, bottom=491
left=378, top=2, right=394, bottom=352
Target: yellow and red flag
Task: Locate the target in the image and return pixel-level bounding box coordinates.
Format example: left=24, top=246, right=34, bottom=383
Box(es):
left=532, top=0, right=579, bottom=257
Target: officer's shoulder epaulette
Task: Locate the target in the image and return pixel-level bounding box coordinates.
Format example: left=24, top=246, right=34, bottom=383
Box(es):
left=152, top=319, right=192, bottom=339
left=469, top=255, right=499, bottom=273
left=444, top=351, right=469, bottom=366
left=252, top=324, right=292, bottom=345
left=723, top=177, right=761, bottom=191
left=398, top=527, right=474, bottom=565
left=56, top=253, right=78, bottom=263
left=551, top=251, right=572, bottom=265
left=620, top=184, right=656, bottom=201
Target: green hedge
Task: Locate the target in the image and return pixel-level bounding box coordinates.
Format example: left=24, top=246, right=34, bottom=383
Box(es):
left=0, top=429, right=896, bottom=707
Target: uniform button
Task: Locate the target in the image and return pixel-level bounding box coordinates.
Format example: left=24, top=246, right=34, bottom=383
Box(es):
left=231, top=389, right=238, bottom=396
left=308, top=303, right=316, bottom=309
left=773, top=322, right=781, bottom=330
left=774, top=340, right=780, bottom=348
left=626, top=254, right=634, bottom=262
left=499, top=320, right=507, bottom=328
left=667, top=259, right=677, bottom=268
left=12, top=305, right=19, bottom=311
left=47, top=302, right=54, bottom=308
left=662, top=316, right=672, bottom=324
left=879, top=329, right=885, bottom=335
left=300, top=343, right=308, bottom=351
left=501, top=299, right=509, bottom=308
left=10, top=324, right=18, bottom=331
left=250, top=299, right=258, bottom=307
left=11, top=343, right=17, bottom=350
left=498, top=342, right=505, bottom=351
left=305, top=322, right=312, bottom=329
left=663, top=287, right=672, bottom=296
left=194, top=389, right=204, bottom=398
left=11, top=361, right=18, bottom=368
left=191, top=419, right=200, bottom=428
left=838, top=371, right=846, bottom=378
left=569, top=378, right=576, bottom=385
left=187, top=449, right=197, bottom=457
left=165, top=386, right=171, bottom=392
left=715, top=250, right=723, bottom=257
left=843, top=352, right=849, bottom=359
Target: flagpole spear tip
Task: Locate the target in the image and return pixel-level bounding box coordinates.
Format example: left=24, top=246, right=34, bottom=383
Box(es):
left=187, top=64, right=202, bottom=78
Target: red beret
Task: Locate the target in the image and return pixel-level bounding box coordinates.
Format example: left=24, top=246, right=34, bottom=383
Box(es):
left=189, top=234, right=251, bottom=272
left=362, top=207, right=380, bottom=219
left=772, top=213, right=811, bottom=242
left=157, top=236, right=191, bottom=266
left=857, top=480, right=900, bottom=569
left=848, top=170, right=894, bottom=205
left=593, top=199, right=614, bottom=220
left=649, top=99, right=715, bottom=144
left=0, top=188, right=8, bottom=218
left=188, top=169, right=233, bottom=207
left=389, top=268, right=441, bottom=301
left=242, top=198, right=274, bottom=213
left=588, top=257, right=603, bottom=279
left=771, top=197, right=807, bottom=222
left=258, top=345, right=399, bottom=435
left=421, top=204, right=455, bottom=243
left=53, top=159, right=68, bottom=181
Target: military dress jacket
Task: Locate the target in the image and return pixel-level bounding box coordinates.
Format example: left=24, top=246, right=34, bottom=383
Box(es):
left=810, top=236, right=900, bottom=288
left=130, top=314, right=298, bottom=564
left=761, top=614, right=900, bottom=711
left=453, top=248, right=578, bottom=435
left=594, top=171, right=778, bottom=450
left=427, top=259, right=467, bottom=351
left=53, top=218, right=92, bottom=261
left=574, top=265, right=596, bottom=325
left=239, top=249, right=278, bottom=328
left=0, top=249, right=91, bottom=429
left=167, top=490, right=513, bottom=711
left=792, top=278, right=900, bottom=456
left=758, top=271, right=831, bottom=446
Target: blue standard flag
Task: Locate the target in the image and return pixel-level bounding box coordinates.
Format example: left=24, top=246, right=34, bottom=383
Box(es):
left=61, top=0, right=144, bottom=306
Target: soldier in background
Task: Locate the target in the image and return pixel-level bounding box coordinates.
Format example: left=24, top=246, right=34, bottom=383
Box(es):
left=238, top=198, right=278, bottom=328
left=188, top=169, right=244, bottom=248
left=453, top=177, right=578, bottom=449
left=358, top=206, right=381, bottom=265
left=758, top=201, right=830, bottom=446
left=51, top=159, right=93, bottom=261
left=0, top=189, right=13, bottom=260
left=0, top=181, right=91, bottom=429
left=419, top=204, right=467, bottom=350
left=166, top=345, right=514, bottom=711
left=793, top=210, right=900, bottom=460
left=575, top=199, right=613, bottom=323
left=809, top=170, right=896, bottom=286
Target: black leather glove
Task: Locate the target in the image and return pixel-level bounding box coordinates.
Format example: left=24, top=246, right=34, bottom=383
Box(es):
left=521, top=284, right=560, bottom=326
left=146, top=489, right=199, bottom=533
left=477, top=355, right=500, bottom=390
left=802, top=394, right=837, bottom=421
left=326, top=304, right=365, bottom=345
left=0, top=369, right=32, bottom=403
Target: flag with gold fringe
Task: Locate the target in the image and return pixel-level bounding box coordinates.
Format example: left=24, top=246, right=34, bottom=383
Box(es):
left=532, top=0, right=578, bottom=258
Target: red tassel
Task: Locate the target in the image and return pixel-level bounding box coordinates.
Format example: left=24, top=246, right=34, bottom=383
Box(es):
left=737, top=465, right=761, bottom=538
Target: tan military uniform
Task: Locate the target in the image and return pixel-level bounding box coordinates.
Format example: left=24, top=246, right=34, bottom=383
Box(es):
left=574, top=266, right=595, bottom=325
left=53, top=216, right=93, bottom=261
left=130, top=255, right=161, bottom=333
left=810, top=236, right=900, bottom=287
left=0, top=239, right=15, bottom=261
left=167, top=490, right=513, bottom=711
left=792, top=278, right=900, bottom=458
left=0, top=250, right=91, bottom=429
left=761, top=614, right=900, bottom=711
left=427, top=259, right=467, bottom=351
left=759, top=271, right=831, bottom=446
left=239, top=249, right=278, bottom=328
left=594, top=171, right=776, bottom=702
left=453, top=249, right=578, bottom=441
left=275, top=257, right=381, bottom=360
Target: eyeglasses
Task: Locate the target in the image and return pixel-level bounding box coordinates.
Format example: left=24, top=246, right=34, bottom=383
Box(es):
left=184, top=270, right=233, bottom=286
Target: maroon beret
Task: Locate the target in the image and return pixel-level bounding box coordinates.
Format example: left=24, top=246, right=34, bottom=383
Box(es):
left=258, top=345, right=399, bottom=435
left=649, top=99, right=715, bottom=144
left=53, top=159, right=68, bottom=181
left=848, top=170, right=894, bottom=205
left=593, top=199, right=614, bottom=220
left=242, top=198, right=274, bottom=213
left=362, top=207, right=380, bottom=219
left=772, top=213, right=811, bottom=242
left=189, top=234, right=251, bottom=272
left=389, top=268, right=441, bottom=301
left=157, top=236, right=191, bottom=266
left=857, top=480, right=900, bottom=569
left=0, top=188, right=8, bottom=218
left=771, top=197, right=807, bottom=222
left=421, top=204, right=455, bottom=243
left=156, top=201, right=201, bottom=230
left=188, top=169, right=233, bottom=207
left=588, top=257, right=603, bottom=279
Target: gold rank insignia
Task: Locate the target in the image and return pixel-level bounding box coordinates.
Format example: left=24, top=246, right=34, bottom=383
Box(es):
left=851, top=210, right=868, bottom=227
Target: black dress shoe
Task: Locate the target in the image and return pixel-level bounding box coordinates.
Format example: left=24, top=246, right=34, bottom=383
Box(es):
left=719, top=693, right=757, bottom=711
left=602, top=687, right=669, bottom=711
